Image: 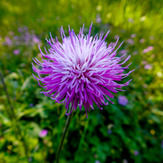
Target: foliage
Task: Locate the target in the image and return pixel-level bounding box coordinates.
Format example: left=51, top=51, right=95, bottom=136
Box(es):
left=0, top=0, right=163, bottom=162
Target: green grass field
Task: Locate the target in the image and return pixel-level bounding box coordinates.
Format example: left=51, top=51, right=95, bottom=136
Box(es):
left=0, top=0, right=163, bottom=162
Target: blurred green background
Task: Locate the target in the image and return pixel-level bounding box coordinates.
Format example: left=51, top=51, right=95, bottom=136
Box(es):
left=0, top=0, right=163, bottom=162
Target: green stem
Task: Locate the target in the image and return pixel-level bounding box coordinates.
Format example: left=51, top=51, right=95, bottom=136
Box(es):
left=0, top=70, right=29, bottom=162
left=56, top=111, right=74, bottom=163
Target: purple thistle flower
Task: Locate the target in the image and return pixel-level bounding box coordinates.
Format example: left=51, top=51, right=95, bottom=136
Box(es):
left=13, top=49, right=20, bottom=55
left=107, top=129, right=112, bottom=134
left=161, top=140, right=163, bottom=149
left=29, top=103, right=34, bottom=107
left=134, top=150, right=139, bottom=156
left=32, top=23, right=132, bottom=117
left=144, top=64, right=152, bottom=70
left=127, top=39, right=134, bottom=45
left=123, top=159, right=128, bottom=163
left=130, top=34, right=136, bottom=38
left=96, top=14, right=102, bottom=23
left=4, top=36, right=12, bottom=46
left=139, top=38, right=145, bottom=43
left=114, top=35, right=119, bottom=40
left=95, top=161, right=100, bottom=163
left=32, top=35, right=41, bottom=44
left=39, top=129, right=48, bottom=137
left=118, top=95, right=128, bottom=106
left=143, top=46, right=154, bottom=53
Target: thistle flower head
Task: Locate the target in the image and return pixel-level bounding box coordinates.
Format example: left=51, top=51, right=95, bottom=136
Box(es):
left=39, top=129, right=48, bottom=137
left=32, top=23, right=133, bottom=117
left=118, top=95, right=128, bottom=106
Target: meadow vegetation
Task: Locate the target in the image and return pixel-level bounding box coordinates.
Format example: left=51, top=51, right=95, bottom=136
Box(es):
left=0, top=0, right=163, bottom=162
